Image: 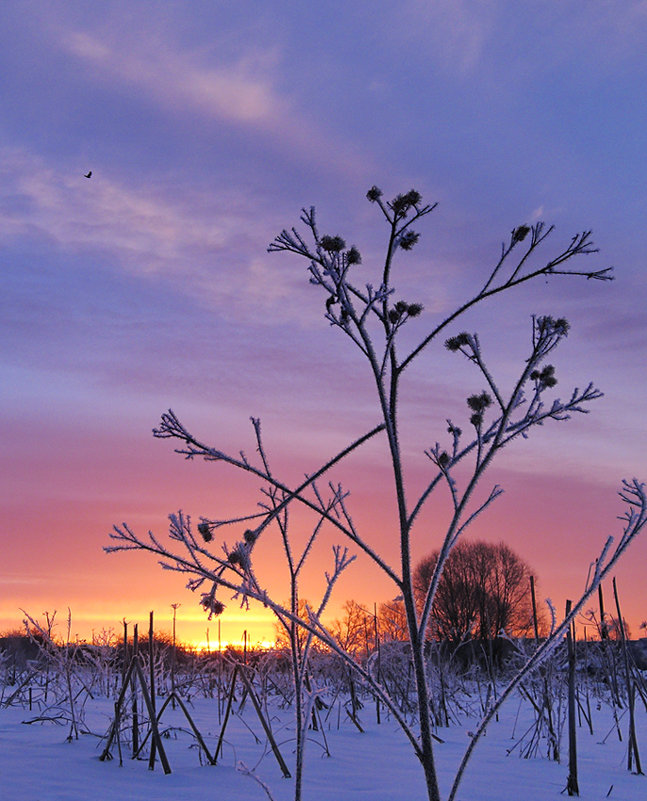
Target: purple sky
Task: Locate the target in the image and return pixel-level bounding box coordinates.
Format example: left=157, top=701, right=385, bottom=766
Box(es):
left=2, top=1, right=647, bottom=646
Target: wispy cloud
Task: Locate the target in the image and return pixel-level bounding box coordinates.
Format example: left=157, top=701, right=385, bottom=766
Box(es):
left=55, top=24, right=372, bottom=180
left=394, top=0, right=496, bottom=76
left=62, top=30, right=279, bottom=126
left=0, top=146, right=316, bottom=324
left=0, top=147, right=244, bottom=263
left=389, top=1, right=647, bottom=84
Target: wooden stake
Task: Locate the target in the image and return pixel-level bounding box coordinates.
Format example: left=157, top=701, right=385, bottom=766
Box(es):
left=565, top=600, right=579, bottom=796
left=238, top=665, right=291, bottom=777
left=131, top=625, right=139, bottom=758
left=374, top=602, right=381, bottom=724
left=530, top=575, right=539, bottom=641
left=612, top=577, right=643, bottom=774
left=148, top=612, right=157, bottom=770
left=598, top=583, right=609, bottom=640
left=133, top=661, right=171, bottom=774
left=214, top=664, right=239, bottom=763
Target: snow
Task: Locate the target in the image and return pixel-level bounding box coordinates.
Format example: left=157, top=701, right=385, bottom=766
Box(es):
left=1, top=687, right=645, bottom=801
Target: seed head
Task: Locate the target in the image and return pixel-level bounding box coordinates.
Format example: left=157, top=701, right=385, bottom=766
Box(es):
left=445, top=332, right=470, bottom=351
left=227, top=544, right=251, bottom=571
left=512, top=225, right=531, bottom=243
left=398, top=230, right=420, bottom=251
left=201, top=595, right=225, bottom=617
left=346, top=246, right=362, bottom=265
left=197, top=522, right=213, bottom=542
left=391, top=300, right=423, bottom=320
left=390, top=194, right=411, bottom=216
left=531, top=364, right=558, bottom=389
left=404, top=189, right=422, bottom=206
left=320, top=235, right=346, bottom=253
left=537, top=315, right=570, bottom=338
left=467, top=392, right=492, bottom=412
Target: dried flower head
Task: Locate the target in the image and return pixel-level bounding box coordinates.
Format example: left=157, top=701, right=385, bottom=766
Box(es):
left=404, top=189, right=422, bottom=207
left=470, top=413, right=482, bottom=427
left=390, top=300, right=423, bottom=321
left=512, top=225, right=531, bottom=243
left=390, top=194, right=411, bottom=216
left=243, top=528, right=258, bottom=544
left=438, top=451, right=450, bottom=468
left=390, top=190, right=421, bottom=217
left=197, top=522, right=213, bottom=542
left=467, top=392, right=492, bottom=412
left=227, top=544, right=251, bottom=571
left=537, top=315, right=570, bottom=338
left=530, top=364, right=557, bottom=389
left=346, top=246, right=362, bottom=265
left=200, top=595, right=225, bottom=618
left=366, top=185, right=383, bottom=202
left=398, top=230, right=420, bottom=251
left=320, top=235, right=346, bottom=252
left=445, top=332, right=470, bottom=351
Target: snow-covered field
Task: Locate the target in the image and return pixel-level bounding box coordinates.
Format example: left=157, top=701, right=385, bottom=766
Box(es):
left=1, top=676, right=645, bottom=801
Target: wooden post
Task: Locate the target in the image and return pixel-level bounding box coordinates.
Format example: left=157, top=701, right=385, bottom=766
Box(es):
left=148, top=612, right=157, bottom=770
left=131, top=624, right=139, bottom=757
left=238, top=665, right=292, bottom=777
left=613, top=578, right=643, bottom=774
left=598, top=583, right=609, bottom=640
left=100, top=658, right=137, bottom=761
left=122, top=620, right=128, bottom=685
left=565, top=600, right=579, bottom=796
left=171, top=603, right=180, bottom=710
left=214, top=664, right=239, bottom=763
left=374, top=603, right=381, bottom=724
left=530, top=575, right=540, bottom=641
left=133, top=661, right=171, bottom=774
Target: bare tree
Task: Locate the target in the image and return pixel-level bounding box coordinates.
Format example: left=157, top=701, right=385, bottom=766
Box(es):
left=107, top=186, right=647, bottom=801
left=414, top=540, right=539, bottom=642
left=329, top=599, right=372, bottom=658
left=376, top=598, right=409, bottom=643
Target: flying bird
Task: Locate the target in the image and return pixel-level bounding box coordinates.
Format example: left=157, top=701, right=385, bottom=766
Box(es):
left=84, top=171, right=92, bottom=178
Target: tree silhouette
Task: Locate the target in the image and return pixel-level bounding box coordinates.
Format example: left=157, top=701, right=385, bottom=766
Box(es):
left=414, top=540, right=538, bottom=642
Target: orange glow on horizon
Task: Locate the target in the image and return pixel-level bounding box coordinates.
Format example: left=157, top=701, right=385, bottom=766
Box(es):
left=189, top=638, right=277, bottom=652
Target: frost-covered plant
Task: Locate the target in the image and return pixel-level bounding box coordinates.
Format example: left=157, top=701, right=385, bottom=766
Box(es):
left=111, top=470, right=352, bottom=798
left=107, top=187, right=647, bottom=801
left=21, top=609, right=93, bottom=741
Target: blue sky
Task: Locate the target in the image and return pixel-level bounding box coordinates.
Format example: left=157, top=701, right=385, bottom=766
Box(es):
left=1, top=1, right=646, bottom=644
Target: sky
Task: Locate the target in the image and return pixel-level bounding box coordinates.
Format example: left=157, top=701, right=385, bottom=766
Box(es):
left=1, top=0, right=647, bottom=647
